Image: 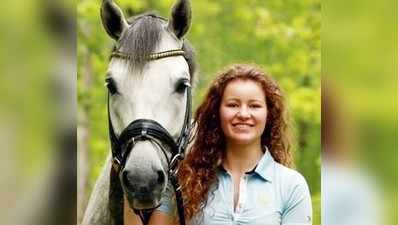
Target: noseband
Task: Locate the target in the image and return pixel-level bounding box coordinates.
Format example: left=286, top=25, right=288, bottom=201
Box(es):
left=108, top=49, right=190, bottom=225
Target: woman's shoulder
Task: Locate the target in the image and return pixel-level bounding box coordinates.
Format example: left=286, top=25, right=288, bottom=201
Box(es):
left=273, top=161, right=309, bottom=188
left=273, top=162, right=312, bottom=211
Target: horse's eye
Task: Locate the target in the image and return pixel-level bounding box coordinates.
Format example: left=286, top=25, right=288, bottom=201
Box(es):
left=175, top=78, right=190, bottom=94
left=105, top=77, right=118, bottom=95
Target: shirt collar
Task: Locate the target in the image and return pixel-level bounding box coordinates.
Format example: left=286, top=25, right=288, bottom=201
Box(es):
left=218, top=148, right=275, bottom=182
left=249, top=149, right=275, bottom=182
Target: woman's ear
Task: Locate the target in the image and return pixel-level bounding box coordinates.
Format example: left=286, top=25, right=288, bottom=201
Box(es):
left=100, top=0, right=128, bottom=40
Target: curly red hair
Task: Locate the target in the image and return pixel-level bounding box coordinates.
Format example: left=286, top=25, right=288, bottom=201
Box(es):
left=175, top=64, right=292, bottom=223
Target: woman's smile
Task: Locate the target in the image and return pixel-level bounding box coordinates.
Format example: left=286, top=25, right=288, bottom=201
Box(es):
left=219, top=79, right=268, bottom=145
left=232, top=122, right=254, bottom=131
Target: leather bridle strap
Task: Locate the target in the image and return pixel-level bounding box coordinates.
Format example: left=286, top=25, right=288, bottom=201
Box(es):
left=168, top=86, right=191, bottom=225
left=107, top=85, right=192, bottom=172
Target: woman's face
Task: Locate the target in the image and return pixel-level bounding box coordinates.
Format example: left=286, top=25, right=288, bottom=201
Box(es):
left=219, top=79, right=268, bottom=146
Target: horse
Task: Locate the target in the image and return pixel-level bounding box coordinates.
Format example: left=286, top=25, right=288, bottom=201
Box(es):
left=81, top=0, right=196, bottom=224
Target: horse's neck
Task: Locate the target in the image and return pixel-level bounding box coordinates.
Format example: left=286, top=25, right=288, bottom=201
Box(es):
left=109, top=158, right=124, bottom=225
left=81, top=154, right=112, bottom=225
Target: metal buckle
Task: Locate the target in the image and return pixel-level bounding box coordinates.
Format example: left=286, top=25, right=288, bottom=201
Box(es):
left=141, top=129, right=147, bottom=137
left=112, top=157, right=121, bottom=172
left=169, top=153, right=183, bottom=176
left=169, top=154, right=182, bottom=169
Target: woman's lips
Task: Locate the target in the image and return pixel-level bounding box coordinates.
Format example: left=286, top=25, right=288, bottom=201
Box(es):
left=232, top=123, right=254, bottom=130
left=233, top=123, right=254, bottom=127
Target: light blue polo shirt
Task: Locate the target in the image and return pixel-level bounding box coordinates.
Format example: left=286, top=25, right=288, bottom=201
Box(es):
left=157, top=150, right=312, bottom=225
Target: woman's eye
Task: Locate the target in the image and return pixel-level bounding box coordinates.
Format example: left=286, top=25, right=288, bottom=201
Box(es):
left=250, top=104, right=262, bottom=108
left=105, top=78, right=118, bottom=95
left=226, top=103, right=238, bottom=108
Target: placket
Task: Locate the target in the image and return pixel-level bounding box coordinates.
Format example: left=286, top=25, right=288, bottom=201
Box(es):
left=234, top=175, right=248, bottom=214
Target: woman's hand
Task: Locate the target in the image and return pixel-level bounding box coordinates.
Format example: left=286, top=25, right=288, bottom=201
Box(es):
left=123, top=199, right=143, bottom=225
left=148, top=210, right=172, bottom=225
left=123, top=198, right=172, bottom=225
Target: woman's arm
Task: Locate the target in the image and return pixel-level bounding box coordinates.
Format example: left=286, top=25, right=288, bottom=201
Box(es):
left=123, top=203, right=172, bottom=225
left=124, top=182, right=175, bottom=225
left=123, top=200, right=143, bottom=225
left=149, top=182, right=175, bottom=225
left=148, top=211, right=173, bottom=225
left=281, top=172, right=313, bottom=225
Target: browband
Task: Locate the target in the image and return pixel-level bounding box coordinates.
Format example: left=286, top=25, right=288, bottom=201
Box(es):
left=111, top=49, right=185, bottom=61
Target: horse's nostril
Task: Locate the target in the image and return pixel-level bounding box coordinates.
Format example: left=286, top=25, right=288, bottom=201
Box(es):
left=122, top=170, right=134, bottom=191
left=157, top=170, right=165, bottom=184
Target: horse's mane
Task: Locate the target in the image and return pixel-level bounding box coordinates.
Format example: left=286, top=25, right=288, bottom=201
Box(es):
left=115, top=13, right=197, bottom=82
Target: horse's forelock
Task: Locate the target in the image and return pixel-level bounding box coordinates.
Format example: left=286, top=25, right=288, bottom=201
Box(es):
left=113, top=13, right=197, bottom=81
left=117, top=13, right=164, bottom=71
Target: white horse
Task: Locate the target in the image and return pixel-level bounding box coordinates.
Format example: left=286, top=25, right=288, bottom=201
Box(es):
left=81, top=0, right=196, bottom=224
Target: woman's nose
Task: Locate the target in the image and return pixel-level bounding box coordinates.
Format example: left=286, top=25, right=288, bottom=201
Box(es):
left=237, top=106, right=250, bottom=118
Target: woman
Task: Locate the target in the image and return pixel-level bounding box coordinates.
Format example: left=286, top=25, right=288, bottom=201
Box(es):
left=128, top=64, right=312, bottom=225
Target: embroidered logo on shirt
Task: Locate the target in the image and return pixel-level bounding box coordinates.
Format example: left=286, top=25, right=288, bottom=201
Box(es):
left=258, top=194, right=269, bottom=206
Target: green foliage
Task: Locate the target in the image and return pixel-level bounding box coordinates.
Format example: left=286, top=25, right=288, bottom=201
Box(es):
left=78, top=0, right=320, bottom=203
left=312, top=193, right=321, bottom=225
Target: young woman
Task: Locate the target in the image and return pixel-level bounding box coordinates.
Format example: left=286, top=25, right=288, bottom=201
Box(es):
left=128, top=64, right=312, bottom=225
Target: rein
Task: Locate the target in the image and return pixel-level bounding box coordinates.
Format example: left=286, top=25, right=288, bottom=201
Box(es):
left=108, top=48, right=190, bottom=225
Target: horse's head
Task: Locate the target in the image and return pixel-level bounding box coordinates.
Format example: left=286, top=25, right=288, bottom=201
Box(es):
left=100, top=0, right=195, bottom=210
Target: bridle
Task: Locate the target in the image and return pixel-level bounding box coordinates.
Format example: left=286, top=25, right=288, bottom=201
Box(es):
left=108, top=48, right=191, bottom=225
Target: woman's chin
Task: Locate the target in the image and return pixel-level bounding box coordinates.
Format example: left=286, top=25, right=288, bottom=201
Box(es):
left=228, top=135, right=257, bottom=145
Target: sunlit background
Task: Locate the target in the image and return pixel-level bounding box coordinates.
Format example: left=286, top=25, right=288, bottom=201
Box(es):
left=323, top=0, right=398, bottom=224
left=2, top=0, right=397, bottom=225
left=0, top=0, right=75, bottom=225
left=77, top=0, right=320, bottom=224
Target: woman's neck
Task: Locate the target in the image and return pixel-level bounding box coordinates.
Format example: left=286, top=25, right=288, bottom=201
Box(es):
left=223, top=140, right=264, bottom=175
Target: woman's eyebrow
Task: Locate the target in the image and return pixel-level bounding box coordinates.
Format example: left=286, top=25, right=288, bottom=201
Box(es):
left=249, top=99, right=266, bottom=103
left=225, top=98, right=265, bottom=103
left=224, top=98, right=240, bottom=102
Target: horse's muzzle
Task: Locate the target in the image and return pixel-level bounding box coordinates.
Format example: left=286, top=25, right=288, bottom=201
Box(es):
left=120, top=168, right=166, bottom=209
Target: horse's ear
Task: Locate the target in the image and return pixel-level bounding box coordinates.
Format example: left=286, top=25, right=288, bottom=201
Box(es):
left=168, top=0, right=192, bottom=39
left=100, top=0, right=128, bottom=40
